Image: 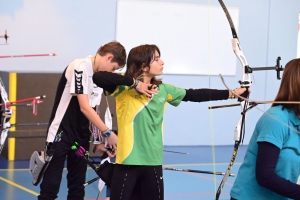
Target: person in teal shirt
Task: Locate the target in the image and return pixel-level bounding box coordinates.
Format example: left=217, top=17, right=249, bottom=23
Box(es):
left=230, top=58, right=300, bottom=200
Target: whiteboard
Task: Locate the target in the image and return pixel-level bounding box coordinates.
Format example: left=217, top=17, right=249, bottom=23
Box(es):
left=116, top=0, right=240, bottom=75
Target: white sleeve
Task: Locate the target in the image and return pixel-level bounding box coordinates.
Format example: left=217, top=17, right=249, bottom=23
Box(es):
left=70, top=62, right=89, bottom=95
left=90, top=85, right=103, bottom=107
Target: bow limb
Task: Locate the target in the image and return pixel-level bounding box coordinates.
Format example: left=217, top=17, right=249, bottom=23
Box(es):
left=218, top=1, right=251, bottom=86
left=0, top=126, right=9, bottom=154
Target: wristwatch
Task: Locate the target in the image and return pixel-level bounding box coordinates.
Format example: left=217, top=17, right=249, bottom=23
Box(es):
left=102, top=129, right=112, bottom=137
left=132, top=79, right=139, bottom=88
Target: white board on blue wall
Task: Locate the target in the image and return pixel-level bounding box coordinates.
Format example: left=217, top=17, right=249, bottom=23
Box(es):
left=116, top=0, right=239, bottom=76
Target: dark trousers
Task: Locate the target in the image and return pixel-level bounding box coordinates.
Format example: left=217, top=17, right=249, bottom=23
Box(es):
left=230, top=198, right=237, bottom=200
left=110, top=164, right=164, bottom=200
left=38, top=134, right=89, bottom=200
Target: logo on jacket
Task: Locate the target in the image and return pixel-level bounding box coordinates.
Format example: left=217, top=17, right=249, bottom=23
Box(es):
left=159, top=97, right=165, bottom=103
left=75, top=70, right=83, bottom=94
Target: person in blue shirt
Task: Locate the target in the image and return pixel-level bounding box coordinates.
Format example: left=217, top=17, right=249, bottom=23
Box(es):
left=230, top=58, right=300, bottom=200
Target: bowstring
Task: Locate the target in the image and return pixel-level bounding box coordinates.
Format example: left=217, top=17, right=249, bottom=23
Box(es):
left=206, top=0, right=218, bottom=193
left=245, top=102, right=300, bottom=135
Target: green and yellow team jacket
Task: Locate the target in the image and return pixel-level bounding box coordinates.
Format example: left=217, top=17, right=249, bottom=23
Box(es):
left=107, top=83, right=186, bottom=165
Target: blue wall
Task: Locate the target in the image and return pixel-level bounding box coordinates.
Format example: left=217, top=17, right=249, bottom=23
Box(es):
left=163, top=0, right=300, bottom=145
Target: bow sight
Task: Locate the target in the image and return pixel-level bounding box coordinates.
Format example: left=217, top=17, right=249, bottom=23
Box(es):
left=245, top=57, right=284, bottom=80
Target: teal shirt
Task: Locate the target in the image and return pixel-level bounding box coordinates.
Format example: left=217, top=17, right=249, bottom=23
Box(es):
left=230, top=105, right=300, bottom=200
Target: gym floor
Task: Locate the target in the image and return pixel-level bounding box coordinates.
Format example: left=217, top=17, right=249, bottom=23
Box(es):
left=0, top=145, right=247, bottom=200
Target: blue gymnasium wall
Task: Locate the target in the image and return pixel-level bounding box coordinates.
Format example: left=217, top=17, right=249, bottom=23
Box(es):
left=0, top=0, right=299, bottom=145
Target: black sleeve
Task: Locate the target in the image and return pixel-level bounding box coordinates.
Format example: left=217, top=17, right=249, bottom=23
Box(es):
left=256, top=142, right=300, bottom=200
left=93, top=71, right=134, bottom=94
left=182, top=89, right=229, bottom=102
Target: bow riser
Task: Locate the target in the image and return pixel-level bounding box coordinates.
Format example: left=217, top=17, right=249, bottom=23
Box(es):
left=231, top=38, right=251, bottom=87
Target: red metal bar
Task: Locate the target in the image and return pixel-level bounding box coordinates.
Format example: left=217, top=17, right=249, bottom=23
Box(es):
left=0, top=53, right=56, bottom=58
left=0, top=95, right=46, bottom=106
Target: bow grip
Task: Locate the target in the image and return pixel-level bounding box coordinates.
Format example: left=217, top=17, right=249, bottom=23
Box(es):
left=237, top=87, right=249, bottom=102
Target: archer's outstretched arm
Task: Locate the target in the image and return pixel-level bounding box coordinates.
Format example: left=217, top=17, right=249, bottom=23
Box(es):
left=182, top=87, right=246, bottom=102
